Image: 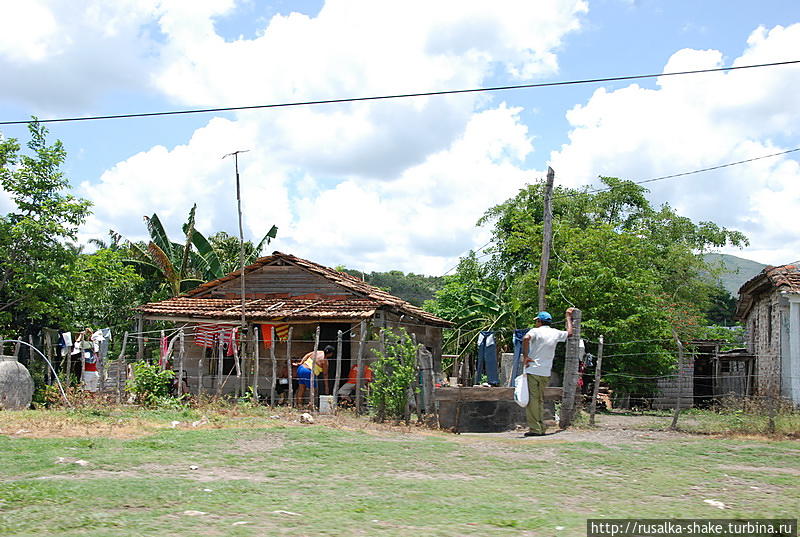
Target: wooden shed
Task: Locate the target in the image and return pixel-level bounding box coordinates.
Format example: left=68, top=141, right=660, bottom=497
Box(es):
left=735, top=263, right=800, bottom=405
left=135, top=252, right=451, bottom=397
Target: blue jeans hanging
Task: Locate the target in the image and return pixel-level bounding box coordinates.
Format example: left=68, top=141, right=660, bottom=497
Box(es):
left=474, top=331, right=499, bottom=385
left=510, top=328, right=532, bottom=386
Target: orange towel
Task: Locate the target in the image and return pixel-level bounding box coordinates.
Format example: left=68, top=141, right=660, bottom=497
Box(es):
left=261, top=324, right=274, bottom=349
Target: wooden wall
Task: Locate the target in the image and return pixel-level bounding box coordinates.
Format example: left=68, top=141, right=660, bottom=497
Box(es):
left=207, top=264, right=358, bottom=298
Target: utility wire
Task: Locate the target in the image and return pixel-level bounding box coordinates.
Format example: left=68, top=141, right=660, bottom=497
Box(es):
left=1, top=60, right=798, bottom=125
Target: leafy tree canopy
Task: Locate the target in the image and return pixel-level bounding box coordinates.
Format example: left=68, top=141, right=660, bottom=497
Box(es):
left=428, top=177, right=748, bottom=392
left=0, top=121, right=91, bottom=333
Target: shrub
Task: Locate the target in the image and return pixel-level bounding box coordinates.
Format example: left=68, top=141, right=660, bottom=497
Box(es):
left=368, top=328, right=418, bottom=421
left=127, top=361, right=174, bottom=406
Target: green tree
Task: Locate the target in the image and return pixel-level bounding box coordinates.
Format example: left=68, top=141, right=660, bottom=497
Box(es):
left=63, top=248, right=146, bottom=342
left=432, top=177, right=748, bottom=393
left=0, top=121, right=91, bottom=334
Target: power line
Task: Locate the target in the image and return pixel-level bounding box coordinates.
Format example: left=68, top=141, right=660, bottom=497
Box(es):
left=2, top=60, right=798, bottom=126
left=580, top=147, right=800, bottom=196
left=439, top=145, right=799, bottom=276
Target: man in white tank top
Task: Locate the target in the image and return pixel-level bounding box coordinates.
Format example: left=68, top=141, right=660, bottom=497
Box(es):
left=521, top=308, right=574, bottom=436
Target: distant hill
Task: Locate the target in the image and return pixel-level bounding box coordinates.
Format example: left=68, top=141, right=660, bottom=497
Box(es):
left=702, top=253, right=767, bottom=296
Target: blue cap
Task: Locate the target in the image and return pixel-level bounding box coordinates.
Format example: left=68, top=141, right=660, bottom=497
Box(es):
left=536, top=311, right=552, bottom=322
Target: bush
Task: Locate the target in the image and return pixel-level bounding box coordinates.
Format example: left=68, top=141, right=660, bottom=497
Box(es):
left=126, top=361, right=175, bottom=406
left=368, top=328, right=418, bottom=421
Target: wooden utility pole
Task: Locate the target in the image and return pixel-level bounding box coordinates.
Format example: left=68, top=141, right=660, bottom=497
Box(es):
left=538, top=166, right=556, bottom=311
left=559, top=308, right=582, bottom=429
left=588, top=335, right=604, bottom=426
left=222, top=150, right=250, bottom=336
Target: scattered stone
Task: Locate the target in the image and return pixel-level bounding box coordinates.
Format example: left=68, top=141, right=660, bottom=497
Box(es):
left=272, top=510, right=301, bottom=516
left=202, top=488, right=213, bottom=492
left=556, top=526, right=565, bottom=531
left=182, top=510, right=208, bottom=516
left=703, top=499, right=727, bottom=510
left=299, top=413, right=314, bottom=424
left=191, top=417, right=209, bottom=427
left=14, top=429, right=30, bottom=435
left=170, top=421, right=181, bottom=428
left=55, top=457, right=89, bottom=466
left=189, top=465, right=199, bottom=470
left=270, top=415, right=280, bottom=419
left=232, top=521, right=251, bottom=526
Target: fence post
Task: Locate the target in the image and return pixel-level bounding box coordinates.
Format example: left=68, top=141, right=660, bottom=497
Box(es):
left=286, top=327, right=294, bottom=408
left=355, top=321, right=366, bottom=415
left=332, top=330, right=343, bottom=408
left=178, top=329, right=185, bottom=397
left=375, top=327, right=386, bottom=421
left=670, top=331, right=684, bottom=430
left=269, top=326, right=278, bottom=406
left=310, top=325, right=320, bottom=410
left=216, top=336, right=224, bottom=396
left=589, top=335, right=604, bottom=426
left=252, top=326, right=260, bottom=403
left=559, top=308, right=582, bottom=429
left=116, top=331, right=128, bottom=403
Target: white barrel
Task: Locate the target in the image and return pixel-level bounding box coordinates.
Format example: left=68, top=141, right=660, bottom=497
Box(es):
left=0, top=355, right=34, bottom=410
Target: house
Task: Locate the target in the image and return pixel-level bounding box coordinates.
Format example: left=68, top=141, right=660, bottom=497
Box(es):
left=134, top=252, right=452, bottom=396
left=735, top=263, right=800, bottom=405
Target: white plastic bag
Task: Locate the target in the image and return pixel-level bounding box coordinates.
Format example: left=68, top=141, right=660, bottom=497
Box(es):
left=513, top=373, right=528, bottom=407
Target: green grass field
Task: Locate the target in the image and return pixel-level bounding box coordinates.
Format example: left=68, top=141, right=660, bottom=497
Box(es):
left=1, top=408, right=798, bottom=536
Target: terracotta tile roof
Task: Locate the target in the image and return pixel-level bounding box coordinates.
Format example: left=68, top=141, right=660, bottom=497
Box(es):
left=140, top=252, right=453, bottom=326
left=735, top=264, right=800, bottom=320
left=137, top=297, right=379, bottom=322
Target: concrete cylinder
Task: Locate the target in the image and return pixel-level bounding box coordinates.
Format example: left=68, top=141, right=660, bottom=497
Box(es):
left=0, top=355, right=34, bottom=410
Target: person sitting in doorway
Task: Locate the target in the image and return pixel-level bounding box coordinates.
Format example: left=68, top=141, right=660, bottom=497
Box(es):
left=336, top=363, right=373, bottom=401
left=294, top=346, right=333, bottom=407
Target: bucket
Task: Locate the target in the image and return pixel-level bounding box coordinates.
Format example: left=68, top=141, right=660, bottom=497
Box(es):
left=319, top=395, right=334, bottom=414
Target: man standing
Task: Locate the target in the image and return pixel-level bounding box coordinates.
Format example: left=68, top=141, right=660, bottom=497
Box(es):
left=521, top=308, right=574, bottom=436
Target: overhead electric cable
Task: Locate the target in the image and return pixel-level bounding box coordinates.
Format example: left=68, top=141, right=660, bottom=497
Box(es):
left=440, top=145, right=800, bottom=276
left=1, top=60, right=798, bottom=125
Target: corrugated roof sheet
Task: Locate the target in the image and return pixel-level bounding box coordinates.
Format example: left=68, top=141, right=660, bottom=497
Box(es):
left=138, top=252, right=453, bottom=326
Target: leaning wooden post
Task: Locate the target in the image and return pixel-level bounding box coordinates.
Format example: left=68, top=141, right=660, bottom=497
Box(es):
left=178, top=329, right=185, bottom=397
left=286, top=326, right=294, bottom=408
left=216, top=335, right=224, bottom=396
left=332, top=330, right=343, bottom=408
left=116, top=331, right=128, bottom=403
left=252, top=326, right=260, bottom=403
left=269, top=326, right=278, bottom=406
left=588, top=335, right=604, bottom=426
left=559, top=308, right=582, bottom=429
left=670, top=331, right=685, bottom=431
left=355, top=321, right=367, bottom=415
left=309, top=325, right=320, bottom=410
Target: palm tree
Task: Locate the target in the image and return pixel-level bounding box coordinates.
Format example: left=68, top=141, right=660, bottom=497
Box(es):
left=119, top=204, right=278, bottom=296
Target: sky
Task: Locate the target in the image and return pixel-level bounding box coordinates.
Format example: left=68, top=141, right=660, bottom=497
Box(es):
left=0, top=0, right=798, bottom=275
